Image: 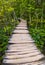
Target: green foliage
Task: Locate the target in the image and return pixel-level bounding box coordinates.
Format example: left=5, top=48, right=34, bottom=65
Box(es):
left=28, top=20, right=45, bottom=54
left=0, top=0, right=19, bottom=64
left=0, top=0, right=45, bottom=64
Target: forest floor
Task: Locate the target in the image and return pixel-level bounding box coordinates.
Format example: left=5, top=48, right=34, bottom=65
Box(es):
left=3, top=19, right=45, bottom=65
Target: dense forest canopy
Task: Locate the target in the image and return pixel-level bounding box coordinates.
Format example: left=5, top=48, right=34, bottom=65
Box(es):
left=0, top=0, right=45, bottom=64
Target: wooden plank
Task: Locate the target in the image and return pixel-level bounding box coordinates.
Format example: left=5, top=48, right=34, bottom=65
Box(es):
left=3, top=54, right=44, bottom=64
left=13, top=30, right=29, bottom=34
left=4, top=52, right=41, bottom=59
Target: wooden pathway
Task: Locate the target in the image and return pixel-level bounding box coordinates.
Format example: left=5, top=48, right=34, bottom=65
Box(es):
left=3, top=19, right=45, bottom=65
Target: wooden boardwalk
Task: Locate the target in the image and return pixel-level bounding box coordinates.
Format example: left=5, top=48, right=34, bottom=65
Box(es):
left=3, top=19, right=45, bottom=65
